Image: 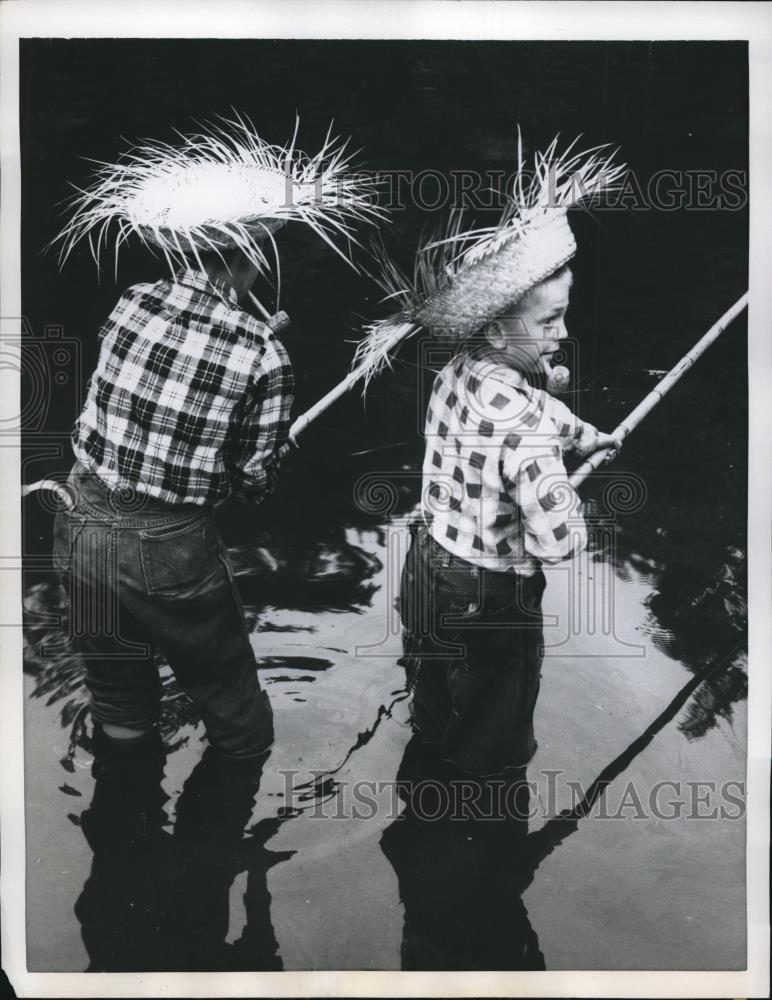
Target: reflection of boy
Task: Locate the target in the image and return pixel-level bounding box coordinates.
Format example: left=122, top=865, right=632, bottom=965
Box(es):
left=401, top=264, right=621, bottom=776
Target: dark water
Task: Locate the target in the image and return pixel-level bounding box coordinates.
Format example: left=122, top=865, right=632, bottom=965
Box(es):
left=20, top=40, right=747, bottom=971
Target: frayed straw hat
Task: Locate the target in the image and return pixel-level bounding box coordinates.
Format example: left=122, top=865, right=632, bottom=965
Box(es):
left=352, top=131, right=626, bottom=385
left=53, top=112, right=385, bottom=282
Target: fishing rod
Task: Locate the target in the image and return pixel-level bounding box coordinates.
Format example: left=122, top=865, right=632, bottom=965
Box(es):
left=289, top=322, right=415, bottom=441
left=286, top=293, right=749, bottom=484
left=568, top=291, right=749, bottom=488
left=21, top=293, right=748, bottom=505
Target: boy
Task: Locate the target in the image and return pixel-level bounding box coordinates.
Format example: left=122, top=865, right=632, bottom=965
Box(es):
left=48, top=116, right=379, bottom=758
left=53, top=248, right=293, bottom=758
left=399, top=177, right=623, bottom=775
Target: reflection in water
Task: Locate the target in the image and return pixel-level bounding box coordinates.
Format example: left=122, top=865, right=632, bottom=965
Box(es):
left=259, top=657, right=334, bottom=672
left=381, top=737, right=544, bottom=971
left=229, top=537, right=382, bottom=612
left=383, top=640, right=742, bottom=970
left=588, top=499, right=747, bottom=740
left=170, top=749, right=292, bottom=971
left=75, top=731, right=292, bottom=971
left=75, top=728, right=171, bottom=971
left=21, top=464, right=748, bottom=971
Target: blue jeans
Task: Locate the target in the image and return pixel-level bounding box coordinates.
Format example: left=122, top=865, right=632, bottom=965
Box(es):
left=400, top=524, right=545, bottom=775
left=52, top=462, right=273, bottom=756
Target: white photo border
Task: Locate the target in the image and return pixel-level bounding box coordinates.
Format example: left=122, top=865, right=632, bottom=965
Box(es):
left=1, top=2, right=769, bottom=997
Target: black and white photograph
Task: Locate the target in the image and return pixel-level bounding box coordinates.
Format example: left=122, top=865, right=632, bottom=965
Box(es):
left=1, top=2, right=770, bottom=997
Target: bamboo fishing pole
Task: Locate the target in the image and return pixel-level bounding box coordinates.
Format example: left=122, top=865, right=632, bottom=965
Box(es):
left=288, top=321, right=417, bottom=440
left=568, top=291, right=748, bottom=488
left=21, top=294, right=748, bottom=504
left=286, top=293, right=749, bottom=485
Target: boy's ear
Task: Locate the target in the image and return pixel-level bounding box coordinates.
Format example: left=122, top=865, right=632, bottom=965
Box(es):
left=484, top=320, right=506, bottom=350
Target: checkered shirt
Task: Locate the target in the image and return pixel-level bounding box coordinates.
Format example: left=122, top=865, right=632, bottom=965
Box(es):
left=73, top=268, right=294, bottom=506
left=422, top=350, right=599, bottom=575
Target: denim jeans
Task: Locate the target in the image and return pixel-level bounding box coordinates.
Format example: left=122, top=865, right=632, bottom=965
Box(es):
left=400, top=524, right=545, bottom=775
left=52, top=462, right=273, bottom=756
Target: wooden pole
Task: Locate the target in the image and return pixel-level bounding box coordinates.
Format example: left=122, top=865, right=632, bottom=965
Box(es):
left=568, top=291, right=748, bottom=489
left=288, top=294, right=747, bottom=459
left=247, top=290, right=272, bottom=322
left=22, top=296, right=747, bottom=497
left=289, top=322, right=417, bottom=440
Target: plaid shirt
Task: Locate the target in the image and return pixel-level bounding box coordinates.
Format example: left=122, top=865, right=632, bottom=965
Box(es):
left=422, top=350, right=599, bottom=575
left=73, top=268, right=294, bottom=506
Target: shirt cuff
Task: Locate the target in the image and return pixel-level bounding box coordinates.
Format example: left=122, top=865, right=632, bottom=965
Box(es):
left=229, top=468, right=274, bottom=505
left=572, top=421, right=601, bottom=457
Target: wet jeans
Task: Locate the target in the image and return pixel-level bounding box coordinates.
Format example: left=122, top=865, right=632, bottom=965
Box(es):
left=400, top=524, right=545, bottom=775
left=52, top=462, right=273, bottom=756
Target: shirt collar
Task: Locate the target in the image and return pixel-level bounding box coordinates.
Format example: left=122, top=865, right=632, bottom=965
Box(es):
left=463, top=347, right=530, bottom=393
left=171, top=267, right=239, bottom=307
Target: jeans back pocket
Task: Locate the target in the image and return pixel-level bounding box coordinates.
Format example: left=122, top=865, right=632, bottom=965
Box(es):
left=139, top=514, right=213, bottom=596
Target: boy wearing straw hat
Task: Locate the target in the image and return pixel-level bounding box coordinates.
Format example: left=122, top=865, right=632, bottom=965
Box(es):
left=401, top=266, right=622, bottom=776
left=355, top=134, right=625, bottom=776
left=47, top=116, right=380, bottom=759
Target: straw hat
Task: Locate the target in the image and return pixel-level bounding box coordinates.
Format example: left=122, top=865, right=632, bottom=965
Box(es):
left=53, top=112, right=384, bottom=279
left=353, top=131, right=626, bottom=384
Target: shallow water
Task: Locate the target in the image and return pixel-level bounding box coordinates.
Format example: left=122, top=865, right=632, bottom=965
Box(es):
left=23, top=499, right=747, bottom=971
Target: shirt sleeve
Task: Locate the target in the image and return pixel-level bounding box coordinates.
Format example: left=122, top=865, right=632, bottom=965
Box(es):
left=500, top=419, right=588, bottom=564
left=545, top=394, right=601, bottom=457
left=228, top=337, right=295, bottom=505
